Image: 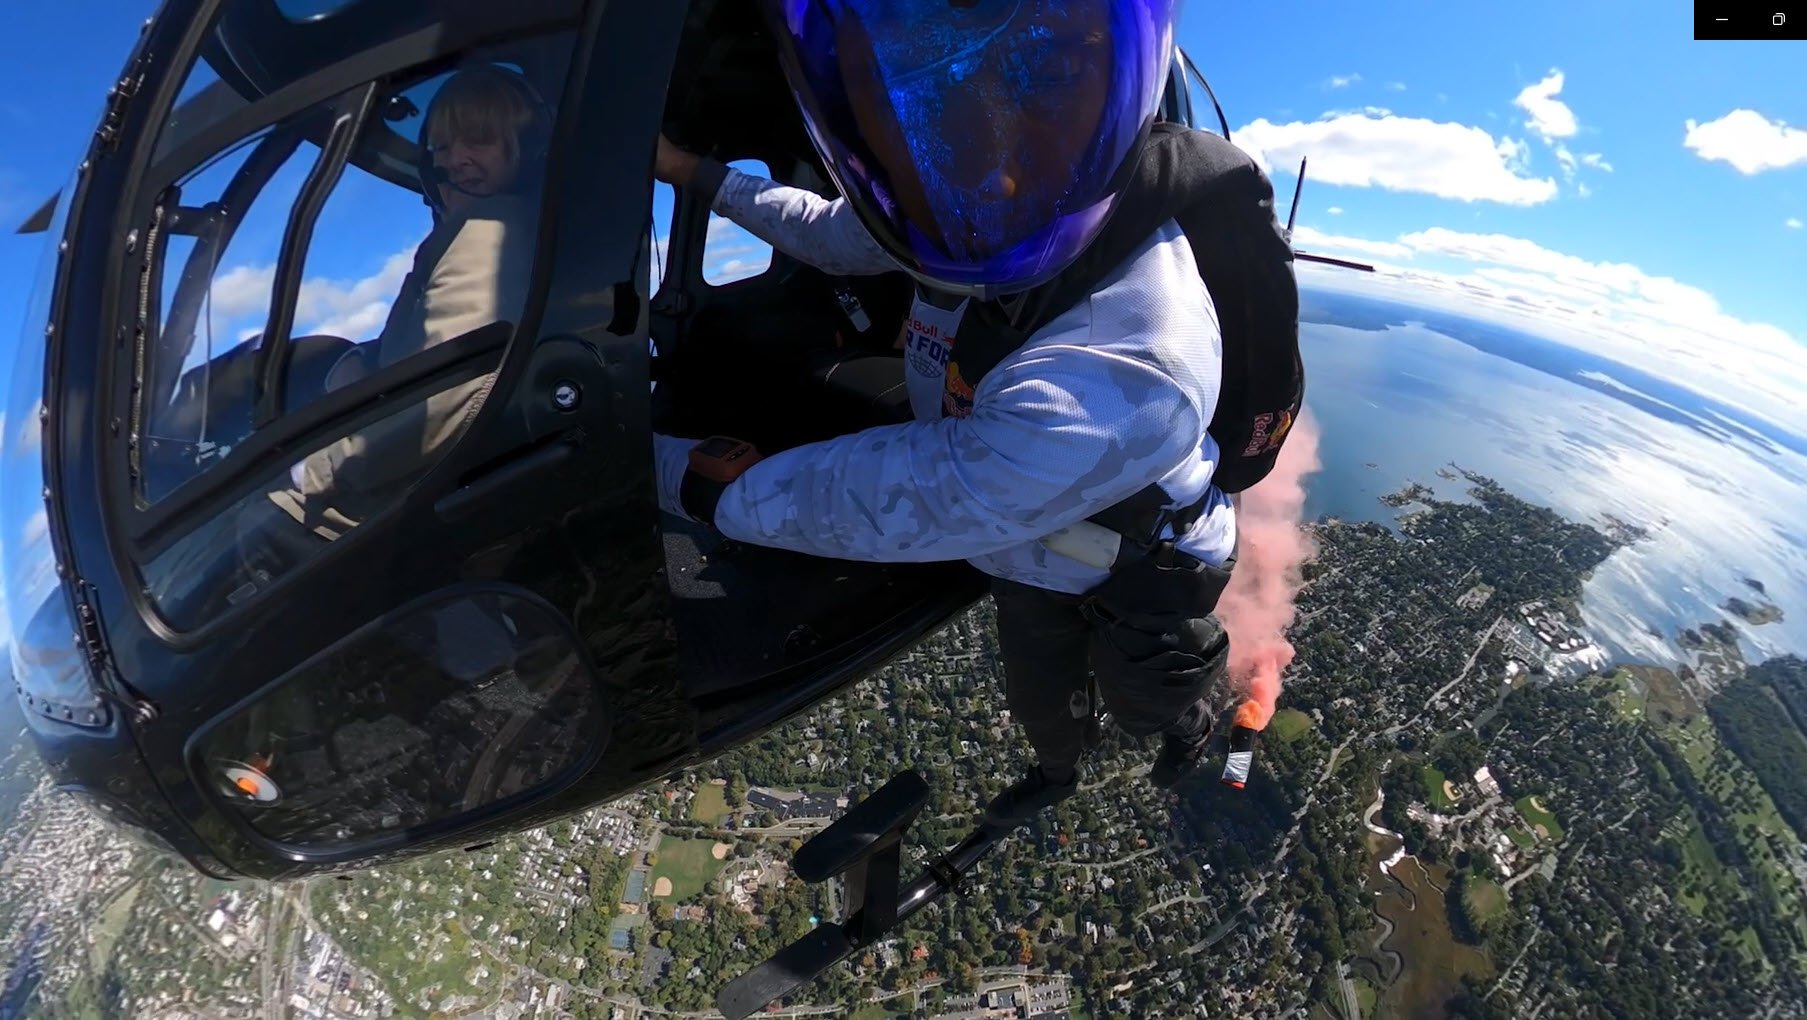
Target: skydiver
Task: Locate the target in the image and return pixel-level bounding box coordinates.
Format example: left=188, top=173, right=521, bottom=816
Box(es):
left=652, top=0, right=1236, bottom=829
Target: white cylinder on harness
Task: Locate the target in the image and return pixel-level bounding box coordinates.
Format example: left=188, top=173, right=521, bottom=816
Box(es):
left=1037, top=521, right=1123, bottom=571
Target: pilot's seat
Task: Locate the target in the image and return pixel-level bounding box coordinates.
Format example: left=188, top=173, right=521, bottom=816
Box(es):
left=649, top=295, right=973, bottom=718
left=803, top=347, right=910, bottom=429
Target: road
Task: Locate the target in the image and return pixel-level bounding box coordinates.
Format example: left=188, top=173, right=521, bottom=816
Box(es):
left=1385, top=615, right=1503, bottom=737
left=1142, top=891, right=1209, bottom=916
left=261, top=885, right=280, bottom=1020
left=1484, top=926, right=1543, bottom=1003
left=1051, top=845, right=1164, bottom=870
left=1181, top=912, right=1245, bottom=955
left=501, top=958, right=1058, bottom=1019
left=1338, top=961, right=1361, bottom=1020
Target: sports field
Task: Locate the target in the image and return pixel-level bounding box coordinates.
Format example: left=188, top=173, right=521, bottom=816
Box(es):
left=1514, top=795, right=1563, bottom=841
left=691, top=782, right=730, bottom=824
left=1269, top=708, right=1313, bottom=743
left=649, top=837, right=728, bottom=903
left=1422, top=766, right=1457, bottom=811
left=1464, top=879, right=1507, bottom=926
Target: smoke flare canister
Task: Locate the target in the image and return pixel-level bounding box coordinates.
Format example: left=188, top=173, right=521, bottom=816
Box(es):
left=1220, top=724, right=1258, bottom=789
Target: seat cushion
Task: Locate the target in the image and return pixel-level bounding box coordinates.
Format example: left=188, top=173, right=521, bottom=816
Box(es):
left=806, top=348, right=911, bottom=427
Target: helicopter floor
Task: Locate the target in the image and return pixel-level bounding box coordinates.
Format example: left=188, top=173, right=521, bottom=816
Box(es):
left=653, top=335, right=980, bottom=729
left=661, top=512, right=938, bottom=698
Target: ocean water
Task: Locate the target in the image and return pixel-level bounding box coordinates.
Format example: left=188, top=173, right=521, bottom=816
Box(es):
left=1292, top=282, right=1807, bottom=669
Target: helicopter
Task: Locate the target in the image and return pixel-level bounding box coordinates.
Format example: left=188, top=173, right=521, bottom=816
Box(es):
left=7, top=0, right=1369, bottom=1013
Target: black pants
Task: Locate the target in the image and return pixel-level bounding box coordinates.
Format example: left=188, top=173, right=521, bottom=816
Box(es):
left=992, top=546, right=1232, bottom=773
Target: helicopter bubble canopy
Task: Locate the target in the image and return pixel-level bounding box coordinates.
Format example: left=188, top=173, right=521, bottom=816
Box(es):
left=4, top=0, right=680, bottom=880
left=2, top=175, right=109, bottom=728
left=8, top=0, right=1051, bottom=882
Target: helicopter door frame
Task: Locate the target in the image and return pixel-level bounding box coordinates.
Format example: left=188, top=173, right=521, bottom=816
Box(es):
left=148, top=127, right=308, bottom=418
left=92, top=6, right=588, bottom=566
left=30, top=0, right=706, bottom=880
left=1159, top=43, right=1196, bottom=129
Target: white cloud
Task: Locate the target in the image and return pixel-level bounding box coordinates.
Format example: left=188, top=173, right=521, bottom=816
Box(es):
left=194, top=247, right=415, bottom=349
left=1788, top=217, right=1804, bottom=230
left=307, top=301, right=393, bottom=341
left=22, top=509, right=46, bottom=548
left=706, top=214, right=752, bottom=244
left=1298, top=226, right=1807, bottom=438
left=1292, top=225, right=1414, bottom=260
left=207, top=264, right=277, bottom=325
left=1326, top=73, right=1361, bottom=90
left=1326, top=206, right=1344, bottom=215
left=703, top=217, right=774, bottom=284
left=1551, top=145, right=1610, bottom=188
left=1385, top=82, right=1407, bottom=92
left=706, top=258, right=770, bottom=285
left=1510, top=71, right=1608, bottom=192
left=1323, top=106, right=1395, bottom=119
left=1512, top=70, right=1579, bottom=141
left=1234, top=112, right=1558, bottom=205
left=297, top=250, right=414, bottom=338
left=1684, top=109, right=1807, bottom=174
left=648, top=230, right=673, bottom=293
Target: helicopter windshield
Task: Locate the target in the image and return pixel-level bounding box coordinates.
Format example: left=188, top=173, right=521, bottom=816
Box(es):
left=119, top=15, right=576, bottom=631
left=273, top=0, right=360, bottom=20
left=1, top=174, right=108, bottom=725
left=193, top=588, right=605, bottom=853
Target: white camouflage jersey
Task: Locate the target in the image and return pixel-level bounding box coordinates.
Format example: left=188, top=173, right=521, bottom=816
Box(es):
left=656, top=167, right=1237, bottom=595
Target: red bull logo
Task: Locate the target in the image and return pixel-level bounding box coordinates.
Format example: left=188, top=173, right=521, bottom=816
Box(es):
left=943, top=361, right=975, bottom=419
left=1243, top=408, right=1295, bottom=457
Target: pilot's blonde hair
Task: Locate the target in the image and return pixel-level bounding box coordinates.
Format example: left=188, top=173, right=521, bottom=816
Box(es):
left=425, top=65, right=545, bottom=171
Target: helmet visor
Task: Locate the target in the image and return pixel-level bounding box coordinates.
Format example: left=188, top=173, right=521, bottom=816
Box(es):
left=766, top=0, right=1179, bottom=294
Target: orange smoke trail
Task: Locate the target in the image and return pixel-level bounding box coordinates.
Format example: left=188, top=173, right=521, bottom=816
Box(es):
left=1216, top=412, right=1322, bottom=731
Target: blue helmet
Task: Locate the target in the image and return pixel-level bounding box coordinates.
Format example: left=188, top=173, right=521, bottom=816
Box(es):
left=761, top=0, right=1183, bottom=300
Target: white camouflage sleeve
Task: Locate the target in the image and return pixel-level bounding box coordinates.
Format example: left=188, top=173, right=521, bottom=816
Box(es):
left=702, top=329, right=1207, bottom=563
left=710, top=168, right=898, bottom=277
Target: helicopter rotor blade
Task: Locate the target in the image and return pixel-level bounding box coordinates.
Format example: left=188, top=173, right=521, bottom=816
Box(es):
left=1294, top=250, right=1376, bottom=272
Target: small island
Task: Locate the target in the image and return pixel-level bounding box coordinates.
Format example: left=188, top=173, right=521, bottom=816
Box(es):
left=1599, top=513, right=1651, bottom=545
left=1380, top=482, right=1434, bottom=508
left=1742, top=576, right=1769, bottom=596
left=1724, top=596, right=1784, bottom=626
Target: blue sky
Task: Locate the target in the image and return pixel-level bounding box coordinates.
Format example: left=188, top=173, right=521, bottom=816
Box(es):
left=0, top=0, right=1802, bottom=427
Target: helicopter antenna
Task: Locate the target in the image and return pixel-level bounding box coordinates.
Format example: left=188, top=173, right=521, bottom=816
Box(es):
left=16, top=193, right=59, bottom=234
left=1286, top=156, right=1307, bottom=240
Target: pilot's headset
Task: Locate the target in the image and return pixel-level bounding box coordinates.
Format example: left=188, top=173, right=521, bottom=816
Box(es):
left=414, top=63, right=554, bottom=219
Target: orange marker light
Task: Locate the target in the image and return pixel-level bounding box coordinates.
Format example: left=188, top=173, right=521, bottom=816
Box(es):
left=221, top=761, right=282, bottom=803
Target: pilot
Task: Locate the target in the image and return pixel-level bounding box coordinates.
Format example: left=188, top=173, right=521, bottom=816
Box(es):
left=653, top=0, right=1236, bottom=828
left=255, top=64, right=548, bottom=547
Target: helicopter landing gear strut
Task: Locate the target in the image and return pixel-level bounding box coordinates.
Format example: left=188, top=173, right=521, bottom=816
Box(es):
left=715, top=769, right=1010, bottom=1020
